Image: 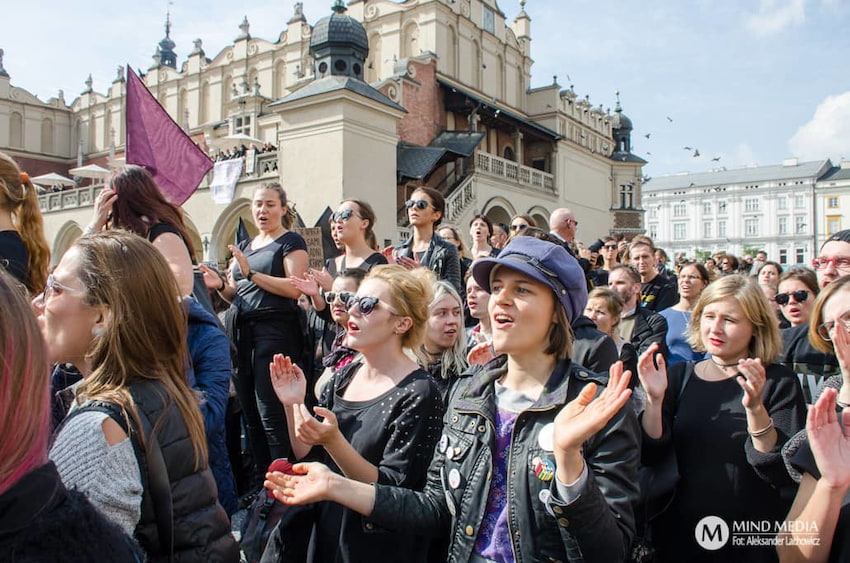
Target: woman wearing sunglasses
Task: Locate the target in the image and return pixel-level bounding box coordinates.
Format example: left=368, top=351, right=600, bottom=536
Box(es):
left=780, top=275, right=850, bottom=563
left=324, top=200, right=387, bottom=280
left=507, top=213, right=537, bottom=241
left=638, top=275, right=806, bottom=561
left=776, top=268, right=819, bottom=329
left=265, top=237, right=641, bottom=563
left=265, top=265, right=443, bottom=562
left=390, top=187, right=462, bottom=295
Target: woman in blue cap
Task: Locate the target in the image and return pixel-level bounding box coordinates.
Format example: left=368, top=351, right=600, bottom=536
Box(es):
left=264, top=236, right=641, bottom=562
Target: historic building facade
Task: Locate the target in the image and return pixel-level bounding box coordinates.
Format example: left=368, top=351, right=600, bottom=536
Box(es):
left=2, top=0, right=647, bottom=265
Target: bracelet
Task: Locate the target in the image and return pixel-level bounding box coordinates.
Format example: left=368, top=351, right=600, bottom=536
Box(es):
left=838, top=400, right=850, bottom=409
left=246, top=270, right=256, bottom=282
left=749, top=418, right=775, bottom=438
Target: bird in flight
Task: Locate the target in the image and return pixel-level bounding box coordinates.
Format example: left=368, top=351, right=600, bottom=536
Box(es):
left=666, top=116, right=673, bottom=122
left=712, top=156, right=721, bottom=161
left=693, top=149, right=700, bottom=157
left=683, top=146, right=692, bottom=151
left=644, top=133, right=651, bottom=139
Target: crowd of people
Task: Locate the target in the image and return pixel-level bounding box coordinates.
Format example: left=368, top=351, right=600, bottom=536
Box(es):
left=3, top=145, right=850, bottom=562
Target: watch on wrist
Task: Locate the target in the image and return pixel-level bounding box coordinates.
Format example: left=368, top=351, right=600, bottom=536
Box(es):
left=246, top=270, right=256, bottom=282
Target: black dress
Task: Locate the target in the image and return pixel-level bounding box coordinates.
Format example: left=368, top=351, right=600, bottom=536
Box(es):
left=644, top=361, right=806, bottom=562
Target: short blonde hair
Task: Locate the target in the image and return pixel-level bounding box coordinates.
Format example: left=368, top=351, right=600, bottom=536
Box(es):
left=366, top=265, right=434, bottom=350
left=687, top=274, right=781, bottom=361
left=808, top=275, right=850, bottom=353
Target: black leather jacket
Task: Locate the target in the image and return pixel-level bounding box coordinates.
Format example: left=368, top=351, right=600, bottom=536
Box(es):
left=369, top=357, right=641, bottom=562
left=395, top=232, right=463, bottom=295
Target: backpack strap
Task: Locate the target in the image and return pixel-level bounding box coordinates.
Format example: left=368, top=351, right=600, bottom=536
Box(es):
left=60, top=401, right=174, bottom=562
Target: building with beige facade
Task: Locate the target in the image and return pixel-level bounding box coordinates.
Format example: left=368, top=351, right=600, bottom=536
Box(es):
left=1, top=0, right=647, bottom=266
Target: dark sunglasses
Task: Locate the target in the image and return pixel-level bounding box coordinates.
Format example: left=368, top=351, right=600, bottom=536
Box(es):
left=774, top=290, right=810, bottom=306
left=345, top=295, right=400, bottom=316
left=332, top=209, right=358, bottom=222
left=405, top=199, right=432, bottom=210
left=324, top=291, right=355, bottom=305
left=603, top=244, right=618, bottom=250
left=510, top=224, right=529, bottom=232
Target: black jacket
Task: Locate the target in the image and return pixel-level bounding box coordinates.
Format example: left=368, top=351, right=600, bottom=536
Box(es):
left=0, top=462, right=142, bottom=562
left=628, top=307, right=669, bottom=360
left=368, top=356, right=641, bottom=562
left=780, top=324, right=840, bottom=405
left=571, top=315, right=619, bottom=373
left=396, top=233, right=463, bottom=295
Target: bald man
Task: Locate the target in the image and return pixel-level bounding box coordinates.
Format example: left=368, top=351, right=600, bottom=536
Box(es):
left=549, top=208, right=579, bottom=246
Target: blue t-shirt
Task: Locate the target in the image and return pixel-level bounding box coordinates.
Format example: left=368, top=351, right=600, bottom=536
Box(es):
left=658, top=308, right=706, bottom=366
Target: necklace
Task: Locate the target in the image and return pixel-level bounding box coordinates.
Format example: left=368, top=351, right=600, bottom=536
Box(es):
left=710, top=356, right=740, bottom=369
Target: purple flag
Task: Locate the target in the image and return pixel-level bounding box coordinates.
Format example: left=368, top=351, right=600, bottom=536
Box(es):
left=125, top=66, right=213, bottom=205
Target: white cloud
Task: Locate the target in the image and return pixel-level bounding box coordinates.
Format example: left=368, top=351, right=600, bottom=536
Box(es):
left=789, top=92, right=850, bottom=161
left=744, top=0, right=806, bottom=37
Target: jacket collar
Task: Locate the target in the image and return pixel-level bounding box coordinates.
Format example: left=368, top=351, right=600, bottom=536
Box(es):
left=0, top=462, right=65, bottom=538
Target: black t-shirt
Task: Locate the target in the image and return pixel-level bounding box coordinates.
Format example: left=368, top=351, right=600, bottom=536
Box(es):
left=0, top=230, right=28, bottom=288
left=780, top=324, right=840, bottom=405
left=325, top=251, right=388, bottom=277
left=232, top=231, right=307, bottom=314
left=640, top=273, right=678, bottom=312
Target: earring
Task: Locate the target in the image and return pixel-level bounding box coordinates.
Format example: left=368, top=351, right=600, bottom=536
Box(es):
left=92, top=326, right=105, bottom=338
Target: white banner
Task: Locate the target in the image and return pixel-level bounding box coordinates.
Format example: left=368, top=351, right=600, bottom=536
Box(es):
left=210, top=159, right=243, bottom=204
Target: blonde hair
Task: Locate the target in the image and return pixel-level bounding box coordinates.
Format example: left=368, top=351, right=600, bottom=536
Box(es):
left=0, top=151, right=50, bottom=294
left=687, top=274, right=782, bottom=361
left=74, top=231, right=208, bottom=469
left=426, top=280, right=468, bottom=380
left=366, top=265, right=434, bottom=353
left=808, top=275, right=850, bottom=353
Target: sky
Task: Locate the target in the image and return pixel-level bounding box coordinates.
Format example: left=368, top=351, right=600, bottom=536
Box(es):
left=2, top=0, right=849, bottom=178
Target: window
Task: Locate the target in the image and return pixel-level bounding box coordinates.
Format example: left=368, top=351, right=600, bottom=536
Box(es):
left=796, top=248, right=805, bottom=264
left=779, top=216, right=788, bottom=235
left=828, top=216, right=841, bottom=236
left=795, top=195, right=805, bottom=209
left=745, top=218, right=759, bottom=236
left=649, top=207, right=658, bottom=219
left=619, top=184, right=635, bottom=209
left=718, top=201, right=727, bottom=215
left=674, top=223, right=687, bottom=240
left=649, top=224, right=658, bottom=239
left=829, top=197, right=840, bottom=209
left=779, top=249, right=788, bottom=265
left=778, top=197, right=787, bottom=210
left=795, top=216, right=806, bottom=234
left=745, top=198, right=759, bottom=212
left=482, top=6, right=495, bottom=34
left=673, top=203, right=687, bottom=217
left=233, top=115, right=251, bottom=135
left=703, top=202, right=712, bottom=216
left=703, top=222, right=712, bottom=238
left=718, top=220, right=727, bottom=238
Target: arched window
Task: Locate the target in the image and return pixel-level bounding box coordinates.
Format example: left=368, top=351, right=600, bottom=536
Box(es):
left=10, top=112, right=23, bottom=148
left=503, top=146, right=515, bottom=161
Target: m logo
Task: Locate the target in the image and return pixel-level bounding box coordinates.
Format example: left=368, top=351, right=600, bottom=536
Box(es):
left=695, top=516, right=729, bottom=550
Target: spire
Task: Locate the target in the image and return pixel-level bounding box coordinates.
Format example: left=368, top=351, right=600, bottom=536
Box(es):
left=236, top=16, right=251, bottom=40
left=0, top=49, right=8, bottom=78
left=82, top=74, right=93, bottom=94
left=332, top=0, right=346, bottom=14
left=156, top=10, right=177, bottom=68
left=614, top=90, right=622, bottom=113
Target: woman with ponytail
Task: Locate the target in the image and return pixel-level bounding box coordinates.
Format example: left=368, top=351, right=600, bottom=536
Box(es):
left=0, top=151, right=50, bottom=294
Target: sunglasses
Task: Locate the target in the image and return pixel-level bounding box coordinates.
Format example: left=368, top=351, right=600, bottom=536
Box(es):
left=774, top=289, right=810, bottom=306
left=812, top=256, right=850, bottom=271
left=324, top=291, right=355, bottom=305
left=332, top=209, right=359, bottom=222
left=345, top=295, right=400, bottom=316
left=510, top=224, right=529, bottom=232
left=405, top=199, right=432, bottom=210
left=817, top=311, right=850, bottom=341
left=603, top=244, right=618, bottom=250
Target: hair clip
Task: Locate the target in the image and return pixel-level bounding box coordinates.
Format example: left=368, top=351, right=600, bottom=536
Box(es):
left=20, top=172, right=29, bottom=184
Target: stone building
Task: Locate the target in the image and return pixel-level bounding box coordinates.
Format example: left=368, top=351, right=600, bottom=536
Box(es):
left=2, top=0, right=647, bottom=265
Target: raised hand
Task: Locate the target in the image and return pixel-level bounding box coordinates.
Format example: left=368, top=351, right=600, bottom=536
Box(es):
left=291, top=274, right=320, bottom=297
left=808, top=388, right=850, bottom=491
left=380, top=246, right=395, bottom=262
left=199, top=264, right=224, bottom=290
left=270, top=354, right=306, bottom=407
left=395, top=255, right=420, bottom=270
left=736, top=358, right=767, bottom=412
left=832, top=313, right=850, bottom=380
left=467, top=341, right=495, bottom=366
left=293, top=404, right=341, bottom=447
left=89, top=187, right=117, bottom=231
left=265, top=462, right=335, bottom=505
left=309, top=268, right=334, bottom=293
left=553, top=360, right=632, bottom=455
left=227, top=244, right=250, bottom=277
left=637, top=342, right=668, bottom=404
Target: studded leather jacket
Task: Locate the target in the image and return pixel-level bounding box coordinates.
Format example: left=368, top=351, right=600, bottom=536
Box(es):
left=369, top=357, right=641, bottom=563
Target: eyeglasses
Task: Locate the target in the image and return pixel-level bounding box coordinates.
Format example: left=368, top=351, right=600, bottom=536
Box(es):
left=332, top=209, right=359, bottom=222
left=774, top=290, right=810, bottom=306
left=817, top=310, right=850, bottom=341
left=567, top=219, right=579, bottom=227
left=812, top=256, right=850, bottom=271
left=603, top=244, right=618, bottom=250
left=405, top=199, right=432, bottom=210
left=510, top=224, right=529, bottom=232
left=40, top=274, right=85, bottom=302
left=345, top=295, right=400, bottom=316
left=324, top=291, right=355, bottom=305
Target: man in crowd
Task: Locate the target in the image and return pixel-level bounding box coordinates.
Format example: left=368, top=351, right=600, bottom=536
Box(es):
left=607, top=264, right=669, bottom=360
left=629, top=236, right=678, bottom=312
left=490, top=223, right=509, bottom=250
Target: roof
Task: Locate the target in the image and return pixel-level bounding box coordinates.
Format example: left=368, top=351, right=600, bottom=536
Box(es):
left=429, top=131, right=485, bottom=157
left=436, top=76, right=560, bottom=141
left=397, top=145, right=447, bottom=180
left=820, top=165, right=850, bottom=183
left=310, top=9, right=369, bottom=54
left=269, top=75, right=406, bottom=112
left=644, top=159, right=832, bottom=191
left=610, top=152, right=647, bottom=164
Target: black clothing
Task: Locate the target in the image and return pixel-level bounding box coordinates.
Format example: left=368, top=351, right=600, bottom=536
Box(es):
left=644, top=361, right=806, bottom=562
left=627, top=307, right=669, bottom=360
left=0, top=230, right=28, bottom=288
left=640, top=274, right=678, bottom=312
left=147, top=222, right=215, bottom=314
left=325, top=251, right=388, bottom=277
left=395, top=232, right=463, bottom=295
left=370, top=357, right=641, bottom=563
left=780, top=324, right=840, bottom=405
left=571, top=315, right=619, bottom=373
left=232, top=231, right=307, bottom=313
left=0, top=462, right=142, bottom=562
